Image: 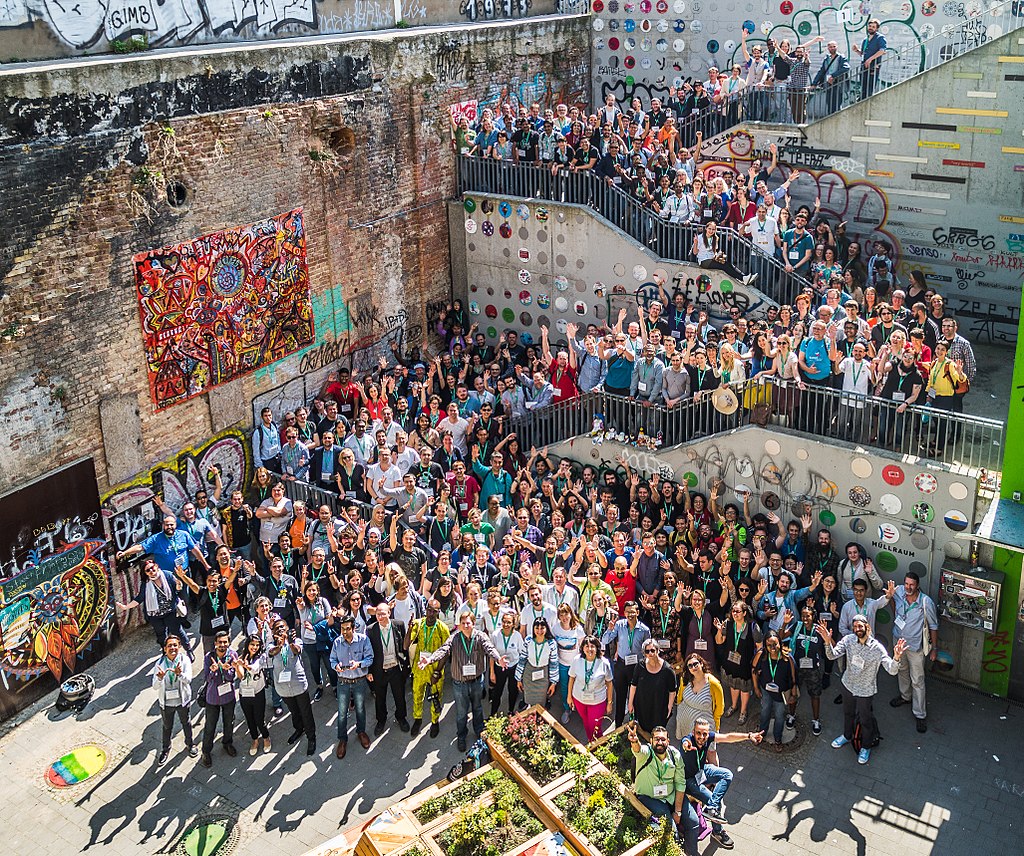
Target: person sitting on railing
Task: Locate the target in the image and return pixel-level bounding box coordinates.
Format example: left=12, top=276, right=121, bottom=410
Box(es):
left=692, top=221, right=751, bottom=283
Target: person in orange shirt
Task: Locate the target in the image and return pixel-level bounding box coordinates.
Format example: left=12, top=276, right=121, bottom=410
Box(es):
left=289, top=501, right=310, bottom=558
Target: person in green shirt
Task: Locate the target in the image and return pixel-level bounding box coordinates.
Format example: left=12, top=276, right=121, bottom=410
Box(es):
left=627, top=722, right=692, bottom=846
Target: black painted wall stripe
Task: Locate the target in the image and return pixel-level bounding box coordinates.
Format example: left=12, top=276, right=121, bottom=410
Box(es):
left=902, top=121, right=958, bottom=131
left=909, top=173, right=968, bottom=184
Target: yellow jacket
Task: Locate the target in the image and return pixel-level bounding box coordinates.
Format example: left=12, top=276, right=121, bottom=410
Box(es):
left=709, top=673, right=725, bottom=730
left=927, top=358, right=965, bottom=397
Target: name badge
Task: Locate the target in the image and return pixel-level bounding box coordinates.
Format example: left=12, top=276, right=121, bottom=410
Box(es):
left=657, top=639, right=670, bottom=649
left=302, top=629, right=316, bottom=643
left=821, top=613, right=833, bottom=622
left=798, top=657, right=813, bottom=670
left=217, top=682, right=233, bottom=697
left=672, top=330, right=681, bottom=338
left=695, top=770, right=707, bottom=786
left=764, top=681, right=780, bottom=693
left=694, top=639, right=708, bottom=651
left=346, top=490, right=356, bottom=499
left=625, top=654, right=638, bottom=665
left=463, top=664, right=478, bottom=678
left=727, top=651, right=742, bottom=665
left=240, top=684, right=259, bottom=698
left=653, top=784, right=669, bottom=797
left=211, top=615, right=226, bottom=629
left=789, top=250, right=800, bottom=260
left=279, top=670, right=292, bottom=683
left=531, top=669, right=545, bottom=680
left=460, top=502, right=469, bottom=511
left=637, top=382, right=648, bottom=393
left=164, top=689, right=181, bottom=705
left=273, top=598, right=288, bottom=609
left=553, top=387, right=562, bottom=397
left=849, top=654, right=865, bottom=670
left=892, top=392, right=906, bottom=402
left=894, top=616, right=906, bottom=632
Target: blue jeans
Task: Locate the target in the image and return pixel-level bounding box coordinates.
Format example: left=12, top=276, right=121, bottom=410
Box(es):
left=686, top=764, right=733, bottom=833
left=336, top=678, right=368, bottom=739
left=760, top=693, right=787, bottom=744
left=306, top=646, right=338, bottom=690
left=452, top=677, right=486, bottom=742
left=558, top=663, right=571, bottom=710
left=635, top=794, right=698, bottom=853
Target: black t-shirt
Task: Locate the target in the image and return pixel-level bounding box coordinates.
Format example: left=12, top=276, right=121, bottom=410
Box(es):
left=198, top=584, right=230, bottom=636
left=224, top=506, right=251, bottom=548
left=880, top=365, right=923, bottom=401
left=680, top=732, right=717, bottom=778
left=573, top=146, right=596, bottom=168
left=387, top=546, right=427, bottom=586
left=773, top=54, right=793, bottom=82
left=553, top=145, right=575, bottom=166
left=511, top=129, right=538, bottom=161
left=410, top=462, right=445, bottom=497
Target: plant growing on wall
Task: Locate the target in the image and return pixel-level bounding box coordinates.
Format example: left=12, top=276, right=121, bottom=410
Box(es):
left=127, top=167, right=165, bottom=222
left=308, top=147, right=341, bottom=178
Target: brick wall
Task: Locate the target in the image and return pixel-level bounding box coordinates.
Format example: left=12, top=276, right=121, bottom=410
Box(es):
left=0, top=18, right=591, bottom=497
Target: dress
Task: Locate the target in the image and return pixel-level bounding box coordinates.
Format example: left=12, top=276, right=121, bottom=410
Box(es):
left=630, top=661, right=679, bottom=734
left=675, top=679, right=715, bottom=740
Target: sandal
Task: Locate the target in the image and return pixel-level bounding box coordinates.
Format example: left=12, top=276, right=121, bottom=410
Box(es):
left=723, top=706, right=735, bottom=718
left=737, top=713, right=747, bottom=725
left=774, top=742, right=783, bottom=753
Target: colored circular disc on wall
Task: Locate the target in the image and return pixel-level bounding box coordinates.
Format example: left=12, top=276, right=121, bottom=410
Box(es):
left=641, top=36, right=653, bottom=50
left=796, top=448, right=809, bottom=460
left=742, top=19, right=756, bottom=33
left=780, top=0, right=793, bottom=13
left=851, top=457, right=873, bottom=479
left=608, top=0, right=619, bottom=10
left=469, top=301, right=480, bottom=315
left=657, top=0, right=668, bottom=10
left=625, top=55, right=636, bottom=68
left=690, top=20, right=703, bottom=33
left=480, top=199, right=493, bottom=214
left=536, top=207, right=549, bottom=222
left=640, top=0, right=652, bottom=10
left=520, top=312, right=533, bottom=327
left=723, top=38, right=736, bottom=51
left=46, top=745, right=107, bottom=788
left=555, top=296, right=570, bottom=312
left=593, top=0, right=604, bottom=9
left=683, top=471, right=698, bottom=487
left=760, top=20, right=772, bottom=34
left=764, top=438, right=781, bottom=455
left=657, top=17, right=669, bottom=31
left=625, top=0, right=636, bottom=10
left=762, top=463, right=782, bottom=484
left=707, top=39, right=719, bottom=52
left=820, top=479, right=838, bottom=499
left=538, top=294, right=551, bottom=309
left=797, top=20, right=812, bottom=35
left=481, top=221, right=494, bottom=236
left=849, top=517, right=866, bottom=534
left=879, top=493, right=902, bottom=515
left=912, top=502, right=935, bottom=523
left=673, top=0, right=685, bottom=10
left=734, top=483, right=752, bottom=498
left=944, top=509, right=968, bottom=531
left=948, top=481, right=969, bottom=500
left=922, top=0, right=936, bottom=14
left=642, top=22, right=653, bottom=35
left=521, top=331, right=535, bottom=345
left=673, top=37, right=686, bottom=49
left=877, top=522, right=900, bottom=544
left=575, top=301, right=587, bottom=315
left=609, top=36, right=621, bottom=50
left=735, top=458, right=754, bottom=477
left=911, top=530, right=930, bottom=550
left=464, top=197, right=476, bottom=212
left=593, top=17, right=605, bottom=30
left=554, top=275, right=569, bottom=291
left=623, top=36, right=635, bottom=49
left=657, top=37, right=669, bottom=51
left=485, top=305, right=497, bottom=318
left=915, top=473, right=937, bottom=494
left=518, top=269, right=531, bottom=284
left=881, top=464, right=904, bottom=485
left=594, top=282, right=605, bottom=297
left=819, top=509, right=836, bottom=526
left=502, top=308, right=515, bottom=323
left=624, top=18, right=636, bottom=32
left=874, top=550, right=899, bottom=574
left=849, top=487, right=871, bottom=508
left=909, top=560, right=929, bottom=578
left=761, top=491, right=780, bottom=510
left=519, top=290, right=532, bottom=305
left=499, top=201, right=512, bottom=218
left=486, top=326, right=497, bottom=338
left=499, top=223, right=512, bottom=238
left=516, top=204, right=530, bottom=220
left=465, top=219, right=477, bottom=234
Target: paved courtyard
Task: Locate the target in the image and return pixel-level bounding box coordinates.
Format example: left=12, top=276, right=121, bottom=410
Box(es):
left=0, top=628, right=1019, bottom=856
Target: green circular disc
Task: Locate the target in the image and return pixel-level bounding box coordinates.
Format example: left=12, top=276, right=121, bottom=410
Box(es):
left=502, top=307, right=515, bottom=323
left=719, top=279, right=733, bottom=293
left=464, top=197, right=476, bottom=212
left=183, top=823, right=229, bottom=856
left=819, top=509, right=836, bottom=526
left=626, top=76, right=635, bottom=87
left=486, top=326, right=497, bottom=339
left=683, top=471, right=698, bottom=488
left=875, top=551, right=899, bottom=574
left=798, top=21, right=812, bottom=36
left=876, top=608, right=891, bottom=625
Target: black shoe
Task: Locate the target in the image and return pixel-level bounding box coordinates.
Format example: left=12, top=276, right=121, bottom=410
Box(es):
left=374, top=723, right=386, bottom=738
left=704, top=807, right=728, bottom=824
left=457, top=736, right=467, bottom=752
left=890, top=696, right=910, bottom=708
left=287, top=731, right=304, bottom=745
left=200, top=753, right=212, bottom=768
left=916, top=717, right=927, bottom=733
left=306, top=740, right=317, bottom=756
left=711, top=830, right=734, bottom=849
left=410, top=719, right=422, bottom=737
left=397, top=718, right=411, bottom=733
left=224, top=743, right=238, bottom=757
left=313, top=688, right=324, bottom=703
left=157, top=749, right=170, bottom=766
left=833, top=694, right=843, bottom=705
left=429, top=723, right=440, bottom=738
left=188, top=745, right=199, bottom=758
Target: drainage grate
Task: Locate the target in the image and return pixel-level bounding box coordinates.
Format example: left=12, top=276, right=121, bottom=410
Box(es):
left=173, top=813, right=242, bottom=856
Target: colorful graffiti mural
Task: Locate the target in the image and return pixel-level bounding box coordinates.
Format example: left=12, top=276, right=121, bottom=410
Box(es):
left=134, top=209, right=315, bottom=410
left=0, top=459, right=115, bottom=721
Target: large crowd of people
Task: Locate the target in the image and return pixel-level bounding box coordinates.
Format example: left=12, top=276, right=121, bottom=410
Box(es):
left=110, top=86, right=974, bottom=853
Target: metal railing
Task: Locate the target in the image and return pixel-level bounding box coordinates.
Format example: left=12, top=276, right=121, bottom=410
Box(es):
left=457, top=157, right=813, bottom=307
left=504, top=380, right=1003, bottom=474
left=720, top=0, right=1023, bottom=127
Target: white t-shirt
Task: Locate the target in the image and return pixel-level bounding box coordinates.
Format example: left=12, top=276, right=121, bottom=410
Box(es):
left=569, top=655, right=613, bottom=704
left=553, top=624, right=585, bottom=666
left=367, top=463, right=403, bottom=499
left=745, top=215, right=779, bottom=256
left=839, top=357, right=871, bottom=407
left=491, top=629, right=525, bottom=666
left=438, top=417, right=470, bottom=455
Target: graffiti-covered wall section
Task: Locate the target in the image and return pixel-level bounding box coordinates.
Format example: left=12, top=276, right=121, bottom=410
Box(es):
left=455, top=193, right=777, bottom=345
left=0, top=18, right=591, bottom=497
left=0, top=459, right=116, bottom=721
left=549, top=428, right=987, bottom=685
left=0, top=0, right=584, bottom=62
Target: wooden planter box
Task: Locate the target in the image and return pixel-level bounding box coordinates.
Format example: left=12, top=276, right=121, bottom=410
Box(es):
left=543, top=772, right=654, bottom=856
left=394, top=763, right=505, bottom=834
left=484, top=705, right=600, bottom=799
left=419, top=786, right=557, bottom=856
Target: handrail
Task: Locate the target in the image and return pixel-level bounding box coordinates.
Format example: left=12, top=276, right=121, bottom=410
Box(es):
left=720, top=0, right=1023, bottom=126
left=505, top=380, right=1003, bottom=475
left=456, top=156, right=814, bottom=307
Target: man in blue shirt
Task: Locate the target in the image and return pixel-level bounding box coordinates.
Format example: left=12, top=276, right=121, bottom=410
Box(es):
left=329, top=616, right=375, bottom=758
left=853, top=18, right=887, bottom=99
left=886, top=571, right=939, bottom=733
left=781, top=212, right=815, bottom=279
left=117, top=516, right=211, bottom=575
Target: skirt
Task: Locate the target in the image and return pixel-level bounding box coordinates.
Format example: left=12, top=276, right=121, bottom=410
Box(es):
left=521, top=667, right=551, bottom=707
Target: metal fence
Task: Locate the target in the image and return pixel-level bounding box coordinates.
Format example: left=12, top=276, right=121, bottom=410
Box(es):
left=504, top=379, right=1003, bottom=474
left=457, top=157, right=812, bottom=307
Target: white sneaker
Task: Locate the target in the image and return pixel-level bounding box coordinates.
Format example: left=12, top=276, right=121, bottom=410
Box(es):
left=812, top=720, right=821, bottom=736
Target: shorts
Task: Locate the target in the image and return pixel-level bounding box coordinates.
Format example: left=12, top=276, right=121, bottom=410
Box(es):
left=721, top=669, right=753, bottom=694
left=798, top=665, right=823, bottom=698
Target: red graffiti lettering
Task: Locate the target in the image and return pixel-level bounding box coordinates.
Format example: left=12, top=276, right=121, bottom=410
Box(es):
left=982, top=630, right=1011, bottom=673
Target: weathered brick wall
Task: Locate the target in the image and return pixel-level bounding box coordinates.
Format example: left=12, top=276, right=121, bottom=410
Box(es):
left=0, top=17, right=591, bottom=496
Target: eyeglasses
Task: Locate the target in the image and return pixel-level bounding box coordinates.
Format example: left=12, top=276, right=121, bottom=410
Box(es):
left=687, top=661, right=702, bottom=670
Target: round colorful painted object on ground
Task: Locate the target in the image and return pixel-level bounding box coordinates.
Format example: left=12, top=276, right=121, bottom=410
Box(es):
left=182, top=822, right=231, bottom=856
left=46, top=745, right=107, bottom=787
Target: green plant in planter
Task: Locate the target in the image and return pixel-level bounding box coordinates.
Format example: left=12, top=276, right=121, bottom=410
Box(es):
left=591, top=732, right=634, bottom=787
left=647, top=819, right=684, bottom=856
left=415, top=769, right=504, bottom=823
left=485, top=712, right=573, bottom=785
left=555, top=772, right=646, bottom=856
left=436, top=777, right=543, bottom=856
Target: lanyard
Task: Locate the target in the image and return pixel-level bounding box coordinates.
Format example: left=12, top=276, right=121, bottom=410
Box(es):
left=162, top=656, right=177, bottom=684
left=767, top=655, right=779, bottom=682
left=697, top=368, right=708, bottom=389
left=694, top=612, right=704, bottom=638
left=532, top=640, right=546, bottom=666
left=851, top=360, right=864, bottom=387
left=382, top=626, right=392, bottom=651
left=594, top=615, right=606, bottom=637
left=626, top=625, right=637, bottom=651
left=732, top=623, right=744, bottom=651
left=801, top=624, right=814, bottom=657
left=209, top=591, right=220, bottom=614
left=460, top=632, right=475, bottom=660
left=653, top=751, right=670, bottom=782
left=659, top=608, right=671, bottom=636
left=901, top=599, right=920, bottom=619
left=501, top=631, right=513, bottom=652
left=423, top=623, right=437, bottom=649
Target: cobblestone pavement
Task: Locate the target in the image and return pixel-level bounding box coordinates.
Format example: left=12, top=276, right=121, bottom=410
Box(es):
left=1, top=626, right=1019, bottom=856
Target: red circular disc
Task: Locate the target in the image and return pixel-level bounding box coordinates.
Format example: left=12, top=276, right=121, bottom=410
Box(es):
left=780, top=0, right=793, bottom=13
left=882, top=465, right=905, bottom=486
left=625, top=55, right=636, bottom=68
left=609, top=36, right=620, bottom=50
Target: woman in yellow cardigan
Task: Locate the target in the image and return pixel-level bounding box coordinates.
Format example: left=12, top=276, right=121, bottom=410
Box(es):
left=924, top=340, right=967, bottom=454
left=675, top=652, right=725, bottom=740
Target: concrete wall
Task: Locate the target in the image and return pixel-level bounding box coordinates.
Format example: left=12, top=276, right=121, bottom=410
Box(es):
left=0, top=16, right=592, bottom=497
left=0, top=0, right=586, bottom=61
left=455, top=192, right=777, bottom=345
left=549, top=427, right=989, bottom=685
left=591, top=0, right=1019, bottom=104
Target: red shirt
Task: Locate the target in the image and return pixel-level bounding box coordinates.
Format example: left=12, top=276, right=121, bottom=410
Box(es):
left=604, top=568, right=637, bottom=613
left=445, top=473, right=480, bottom=518
left=548, top=358, right=579, bottom=402
left=325, top=381, right=362, bottom=419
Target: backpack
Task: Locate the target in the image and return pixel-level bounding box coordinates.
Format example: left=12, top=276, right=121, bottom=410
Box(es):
left=851, top=711, right=881, bottom=751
